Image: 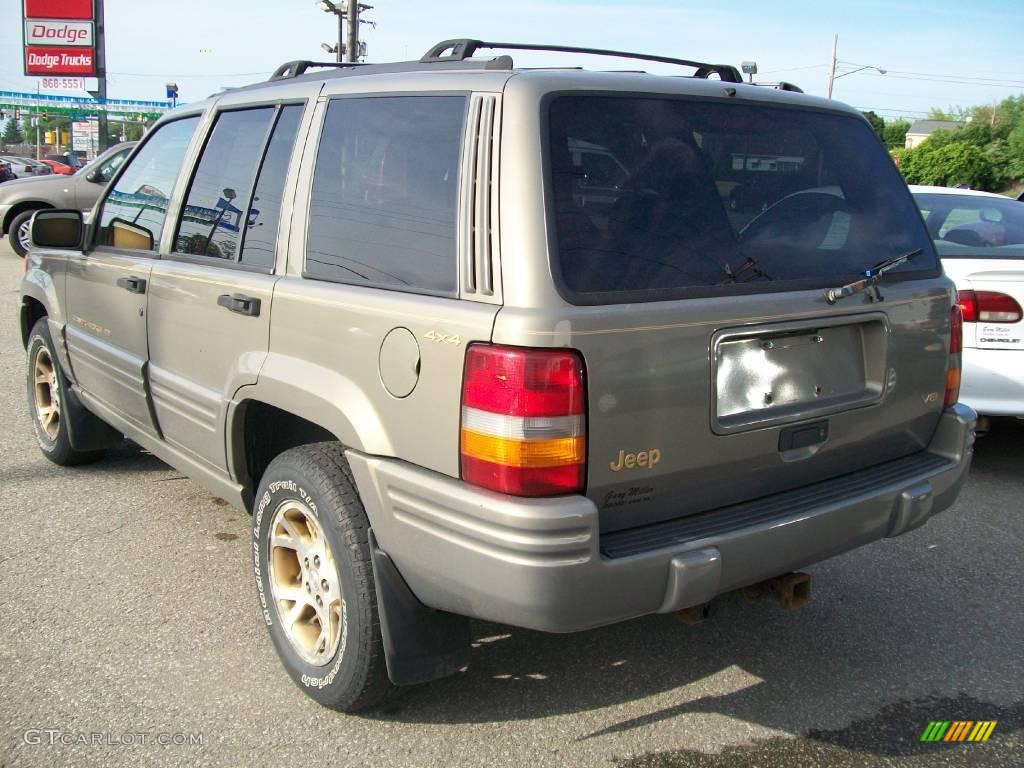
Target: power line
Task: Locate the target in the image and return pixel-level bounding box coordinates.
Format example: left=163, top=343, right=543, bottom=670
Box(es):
left=843, top=63, right=1024, bottom=85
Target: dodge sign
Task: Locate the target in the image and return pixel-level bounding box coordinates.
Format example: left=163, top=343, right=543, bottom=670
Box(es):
left=25, top=20, right=94, bottom=47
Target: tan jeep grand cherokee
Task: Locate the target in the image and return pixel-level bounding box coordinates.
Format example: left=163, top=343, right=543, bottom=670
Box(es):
left=19, top=39, right=975, bottom=711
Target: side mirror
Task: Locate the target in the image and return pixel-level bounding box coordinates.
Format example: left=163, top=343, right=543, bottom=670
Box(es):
left=86, top=170, right=102, bottom=183
left=31, top=210, right=84, bottom=251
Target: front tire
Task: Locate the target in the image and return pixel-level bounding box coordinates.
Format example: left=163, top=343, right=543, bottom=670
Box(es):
left=9, top=210, right=37, bottom=257
left=26, top=318, right=105, bottom=466
left=252, top=443, right=395, bottom=711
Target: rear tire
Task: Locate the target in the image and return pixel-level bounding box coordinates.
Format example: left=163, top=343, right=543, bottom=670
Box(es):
left=9, top=210, right=37, bottom=257
left=252, top=442, right=395, bottom=711
left=26, top=318, right=105, bottom=466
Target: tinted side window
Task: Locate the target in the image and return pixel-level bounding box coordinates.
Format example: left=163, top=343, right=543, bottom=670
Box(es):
left=175, top=108, right=276, bottom=260
left=97, top=117, right=199, bottom=251
left=306, top=96, right=465, bottom=295
left=239, top=105, right=303, bottom=269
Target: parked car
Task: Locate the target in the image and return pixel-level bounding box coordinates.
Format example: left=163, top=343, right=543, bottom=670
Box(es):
left=0, top=142, right=136, bottom=255
left=0, top=161, right=14, bottom=184
left=19, top=40, right=974, bottom=712
left=39, top=158, right=73, bottom=175
left=911, top=185, right=1024, bottom=419
left=0, top=156, right=52, bottom=178
left=44, top=152, right=84, bottom=172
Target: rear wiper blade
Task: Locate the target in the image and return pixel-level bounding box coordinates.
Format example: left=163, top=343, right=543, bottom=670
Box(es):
left=824, top=248, right=923, bottom=304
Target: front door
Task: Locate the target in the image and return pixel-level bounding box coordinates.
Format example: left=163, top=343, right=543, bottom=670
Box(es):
left=146, top=104, right=305, bottom=472
left=64, top=116, right=201, bottom=437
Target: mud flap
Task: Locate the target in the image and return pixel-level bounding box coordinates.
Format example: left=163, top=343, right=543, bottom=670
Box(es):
left=64, top=385, right=124, bottom=452
left=368, top=529, right=470, bottom=686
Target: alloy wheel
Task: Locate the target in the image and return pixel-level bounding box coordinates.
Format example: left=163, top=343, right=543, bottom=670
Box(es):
left=267, top=500, right=345, bottom=666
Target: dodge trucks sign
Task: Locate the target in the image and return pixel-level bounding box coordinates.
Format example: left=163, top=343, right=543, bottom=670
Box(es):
left=25, top=47, right=96, bottom=75
left=23, top=0, right=98, bottom=77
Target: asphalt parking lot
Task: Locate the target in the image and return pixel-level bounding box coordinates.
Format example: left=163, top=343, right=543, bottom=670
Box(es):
left=0, top=239, right=1021, bottom=768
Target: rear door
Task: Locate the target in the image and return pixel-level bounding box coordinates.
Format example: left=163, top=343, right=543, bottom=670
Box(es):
left=537, top=94, right=952, bottom=532
left=64, top=117, right=200, bottom=437
left=145, top=103, right=306, bottom=472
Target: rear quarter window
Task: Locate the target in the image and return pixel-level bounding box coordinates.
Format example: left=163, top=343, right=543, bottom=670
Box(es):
left=305, top=95, right=466, bottom=296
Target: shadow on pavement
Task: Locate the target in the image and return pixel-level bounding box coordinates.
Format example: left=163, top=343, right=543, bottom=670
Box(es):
left=359, top=415, right=1022, bottom=764
left=619, top=694, right=1022, bottom=767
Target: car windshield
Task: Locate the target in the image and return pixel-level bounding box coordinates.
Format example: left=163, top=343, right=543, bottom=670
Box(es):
left=547, top=95, right=936, bottom=302
left=76, top=147, right=129, bottom=178
left=914, top=192, right=1024, bottom=259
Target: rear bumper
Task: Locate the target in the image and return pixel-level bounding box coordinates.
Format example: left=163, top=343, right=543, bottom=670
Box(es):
left=348, top=404, right=976, bottom=633
left=961, top=347, right=1024, bottom=416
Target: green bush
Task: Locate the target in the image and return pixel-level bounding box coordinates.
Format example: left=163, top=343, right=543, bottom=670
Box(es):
left=899, top=141, right=995, bottom=189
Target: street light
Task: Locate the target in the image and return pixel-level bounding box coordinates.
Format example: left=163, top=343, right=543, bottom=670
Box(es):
left=834, top=63, right=887, bottom=80
left=315, top=0, right=345, bottom=63
left=315, top=0, right=372, bottom=63
left=827, top=62, right=885, bottom=99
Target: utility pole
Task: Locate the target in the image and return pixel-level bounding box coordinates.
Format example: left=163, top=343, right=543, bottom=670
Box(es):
left=92, top=0, right=109, bottom=151
left=827, top=33, right=838, bottom=99
left=342, top=12, right=350, bottom=63
left=346, top=0, right=359, bottom=63
left=317, top=1, right=370, bottom=62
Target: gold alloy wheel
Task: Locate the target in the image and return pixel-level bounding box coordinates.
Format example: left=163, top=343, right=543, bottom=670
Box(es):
left=32, top=345, right=61, bottom=441
left=267, top=500, right=345, bottom=666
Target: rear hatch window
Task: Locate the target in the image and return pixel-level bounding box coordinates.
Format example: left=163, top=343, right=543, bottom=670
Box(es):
left=547, top=94, right=937, bottom=303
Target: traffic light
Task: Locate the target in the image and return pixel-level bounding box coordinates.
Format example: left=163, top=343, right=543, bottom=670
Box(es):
left=41, top=112, right=48, bottom=120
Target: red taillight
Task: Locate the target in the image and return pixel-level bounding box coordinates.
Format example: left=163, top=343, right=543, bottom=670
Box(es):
left=944, top=304, right=962, bottom=408
left=957, top=289, right=1022, bottom=324
left=461, top=344, right=586, bottom=497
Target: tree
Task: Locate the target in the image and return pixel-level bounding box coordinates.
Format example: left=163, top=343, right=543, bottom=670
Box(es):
left=899, top=141, right=994, bottom=189
left=1008, top=123, right=1024, bottom=182
left=2, top=119, right=25, bottom=147
left=861, top=110, right=885, bottom=139
left=883, top=119, right=911, bottom=149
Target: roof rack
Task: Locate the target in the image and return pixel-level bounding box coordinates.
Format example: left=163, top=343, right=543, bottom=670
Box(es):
left=752, top=81, right=805, bottom=93
left=420, top=39, right=744, bottom=83
left=269, top=60, right=363, bottom=81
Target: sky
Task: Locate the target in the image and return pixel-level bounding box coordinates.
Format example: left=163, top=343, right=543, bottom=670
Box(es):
left=2, top=0, right=1023, bottom=121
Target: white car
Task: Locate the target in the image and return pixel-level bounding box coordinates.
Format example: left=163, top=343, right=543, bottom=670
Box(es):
left=911, top=185, right=1024, bottom=418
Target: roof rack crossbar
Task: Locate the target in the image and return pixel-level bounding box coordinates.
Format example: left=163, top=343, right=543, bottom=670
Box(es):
left=420, top=39, right=743, bottom=83
left=269, top=60, right=364, bottom=81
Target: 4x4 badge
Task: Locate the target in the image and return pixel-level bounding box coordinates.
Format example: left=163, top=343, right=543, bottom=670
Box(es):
left=424, top=331, right=461, bottom=345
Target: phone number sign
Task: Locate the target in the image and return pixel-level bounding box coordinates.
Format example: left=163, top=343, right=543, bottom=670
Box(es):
left=39, top=76, right=87, bottom=92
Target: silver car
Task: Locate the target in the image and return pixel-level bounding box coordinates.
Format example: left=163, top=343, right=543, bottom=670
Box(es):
left=0, top=142, right=135, bottom=256
left=0, top=156, right=53, bottom=178
left=19, top=39, right=975, bottom=712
